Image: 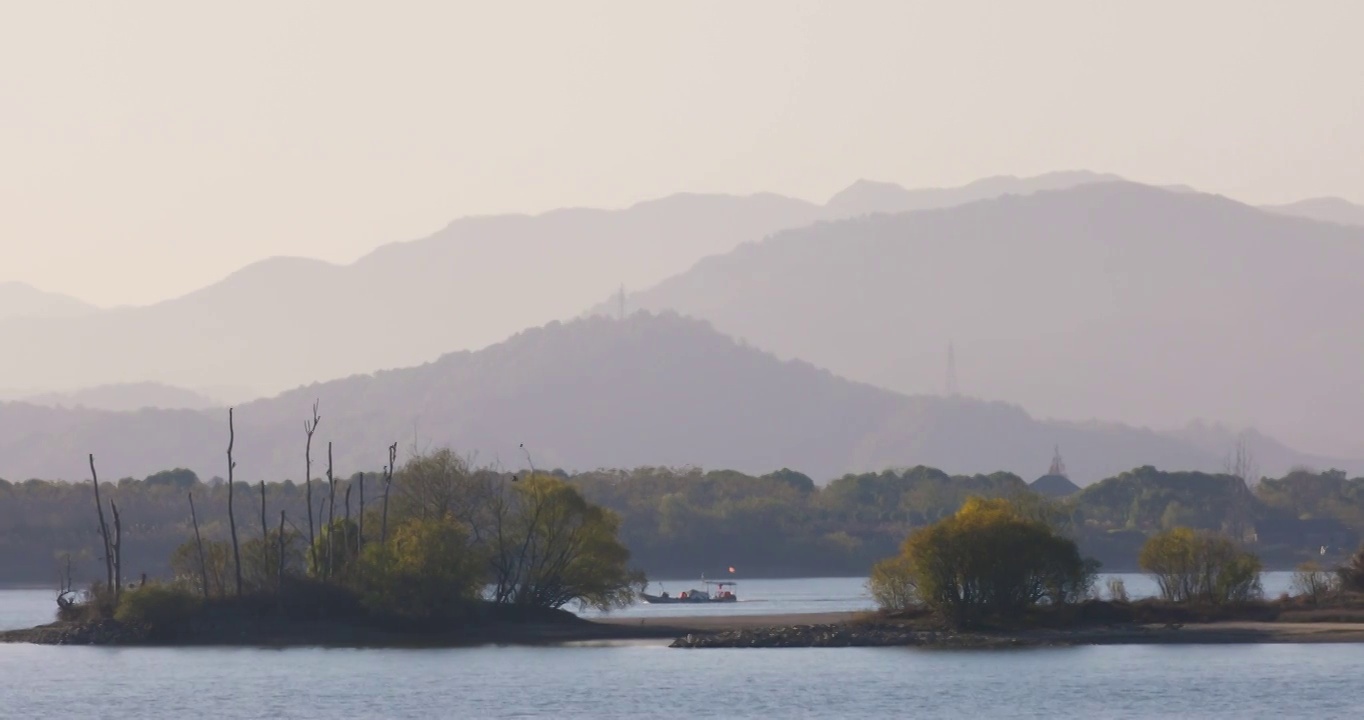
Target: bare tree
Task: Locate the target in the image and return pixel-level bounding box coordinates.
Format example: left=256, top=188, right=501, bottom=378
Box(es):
left=344, top=482, right=352, bottom=528
left=303, top=401, right=321, bottom=576
left=227, top=408, right=242, bottom=596
left=88, top=454, right=113, bottom=593
left=357, top=472, right=365, bottom=551
left=325, top=441, right=336, bottom=580
left=259, top=480, right=269, bottom=590
left=381, top=442, right=397, bottom=543
left=110, top=500, right=123, bottom=597
left=277, top=510, right=287, bottom=594
left=56, top=553, right=75, bottom=612
left=188, top=491, right=209, bottom=598
left=1223, top=432, right=1259, bottom=541
left=1225, top=432, right=1260, bottom=485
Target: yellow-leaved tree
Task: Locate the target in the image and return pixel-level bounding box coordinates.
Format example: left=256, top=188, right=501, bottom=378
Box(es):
left=489, top=473, right=643, bottom=611
left=869, top=496, right=1097, bottom=626
left=1138, top=527, right=1262, bottom=604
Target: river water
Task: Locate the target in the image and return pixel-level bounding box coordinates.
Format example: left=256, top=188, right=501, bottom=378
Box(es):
left=3, top=574, right=1358, bottom=719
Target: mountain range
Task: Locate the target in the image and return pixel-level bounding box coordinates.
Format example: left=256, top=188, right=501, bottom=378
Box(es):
left=5, top=170, right=1364, bottom=481
left=1, top=312, right=1349, bottom=485
left=0, top=171, right=1127, bottom=399
left=602, top=181, right=1364, bottom=458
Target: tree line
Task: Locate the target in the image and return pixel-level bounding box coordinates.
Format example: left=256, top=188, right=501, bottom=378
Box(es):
left=3, top=455, right=1362, bottom=587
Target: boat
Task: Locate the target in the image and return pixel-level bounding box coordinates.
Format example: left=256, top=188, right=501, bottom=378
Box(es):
left=641, top=578, right=738, bottom=604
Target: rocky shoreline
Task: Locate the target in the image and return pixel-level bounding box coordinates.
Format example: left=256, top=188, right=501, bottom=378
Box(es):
left=667, top=619, right=1364, bottom=648
left=0, top=615, right=685, bottom=648
left=9, top=612, right=1364, bottom=649
left=669, top=622, right=1051, bottom=649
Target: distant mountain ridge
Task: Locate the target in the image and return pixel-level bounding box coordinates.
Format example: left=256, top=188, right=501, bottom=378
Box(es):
left=3, top=313, right=1344, bottom=485
left=0, top=172, right=1133, bottom=399
left=1263, top=196, right=1364, bottom=227
left=603, top=181, right=1364, bottom=459
left=825, top=170, right=1125, bottom=217
left=0, top=282, right=96, bottom=321
left=14, top=382, right=221, bottom=412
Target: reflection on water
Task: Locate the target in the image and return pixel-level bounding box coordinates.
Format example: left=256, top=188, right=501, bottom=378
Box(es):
left=0, top=639, right=1361, bottom=718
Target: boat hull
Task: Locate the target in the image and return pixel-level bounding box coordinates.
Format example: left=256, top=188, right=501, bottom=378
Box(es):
left=640, top=593, right=738, bottom=604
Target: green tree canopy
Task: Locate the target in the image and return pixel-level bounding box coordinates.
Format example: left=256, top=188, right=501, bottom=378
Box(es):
left=357, top=516, right=486, bottom=619
left=1138, top=527, right=1263, bottom=604
left=870, top=496, right=1096, bottom=626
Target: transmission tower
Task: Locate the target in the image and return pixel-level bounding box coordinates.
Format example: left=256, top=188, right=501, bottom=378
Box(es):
left=945, top=342, right=959, bottom=396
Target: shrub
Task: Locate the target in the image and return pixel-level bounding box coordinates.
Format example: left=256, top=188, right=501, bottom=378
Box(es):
left=1292, top=562, right=1340, bottom=605
left=114, top=583, right=202, bottom=627
left=1138, top=527, right=1263, bottom=604
left=877, top=496, right=1097, bottom=626
left=868, top=555, right=917, bottom=611
left=1106, top=577, right=1130, bottom=602
left=1339, top=546, right=1364, bottom=592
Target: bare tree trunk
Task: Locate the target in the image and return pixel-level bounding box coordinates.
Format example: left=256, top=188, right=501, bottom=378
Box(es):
left=381, top=442, right=397, bottom=544
left=110, top=500, right=122, bottom=599
left=357, top=473, right=365, bottom=551
left=344, top=482, right=352, bottom=527
left=337, top=482, right=351, bottom=576
left=88, top=454, right=113, bottom=593
left=304, top=401, right=320, bottom=576
left=56, top=553, right=75, bottom=611
left=227, top=408, right=242, bottom=596
left=325, top=442, right=336, bottom=580
left=277, top=510, right=287, bottom=596
left=259, top=480, right=268, bottom=591
left=189, top=492, right=209, bottom=598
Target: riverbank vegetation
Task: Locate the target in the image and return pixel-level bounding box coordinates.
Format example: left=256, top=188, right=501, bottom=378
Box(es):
left=39, top=431, right=643, bottom=644
left=867, top=496, right=1364, bottom=630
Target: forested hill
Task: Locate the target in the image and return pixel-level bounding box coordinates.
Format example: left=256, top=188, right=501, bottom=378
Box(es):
left=605, top=182, right=1364, bottom=461
left=0, top=312, right=1320, bottom=485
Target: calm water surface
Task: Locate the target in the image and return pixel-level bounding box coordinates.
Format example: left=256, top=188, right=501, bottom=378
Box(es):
left=1, top=575, right=1348, bottom=720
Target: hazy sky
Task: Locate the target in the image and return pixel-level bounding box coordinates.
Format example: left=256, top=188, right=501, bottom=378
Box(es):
left=3, top=0, right=1362, bottom=307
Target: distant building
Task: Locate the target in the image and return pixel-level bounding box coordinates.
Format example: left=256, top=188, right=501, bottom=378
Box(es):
left=1031, top=445, right=1080, bottom=498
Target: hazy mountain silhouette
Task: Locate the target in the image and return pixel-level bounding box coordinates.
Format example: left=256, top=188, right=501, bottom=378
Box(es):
left=823, top=170, right=1123, bottom=217
left=1162, top=421, right=1358, bottom=477
left=606, top=182, right=1364, bottom=458
left=13, top=382, right=221, bottom=412
left=0, top=194, right=822, bottom=398
left=5, top=313, right=1335, bottom=485
left=0, top=282, right=96, bottom=321
left=0, top=173, right=1134, bottom=398
left=1263, top=197, right=1364, bottom=227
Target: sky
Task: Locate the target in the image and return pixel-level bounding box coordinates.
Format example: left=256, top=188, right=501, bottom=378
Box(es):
left=3, top=0, right=1362, bottom=307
